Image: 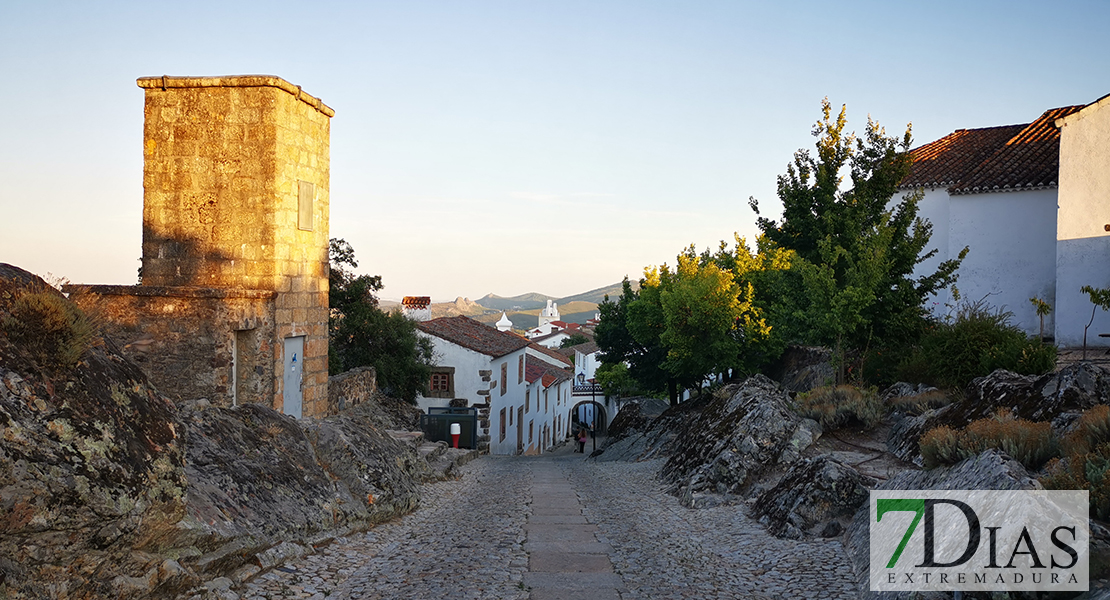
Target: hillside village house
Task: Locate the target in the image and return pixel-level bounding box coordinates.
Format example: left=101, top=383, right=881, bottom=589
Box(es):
left=522, top=356, right=572, bottom=454
left=415, top=316, right=530, bottom=455
left=903, top=93, right=1110, bottom=347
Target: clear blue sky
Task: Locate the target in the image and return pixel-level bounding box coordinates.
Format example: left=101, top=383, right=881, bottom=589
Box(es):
left=2, top=1, right=1108, bottom=301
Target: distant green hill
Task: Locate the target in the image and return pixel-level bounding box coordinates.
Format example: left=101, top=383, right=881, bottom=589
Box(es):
left=475, top=292, right=554, bottom=311
left=557, top=280, right=640, bottom=305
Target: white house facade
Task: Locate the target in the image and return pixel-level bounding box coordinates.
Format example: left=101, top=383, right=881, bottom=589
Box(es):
left=415, top=316, right=530, bottom=455
left=901, top=99, right=1110, bottom=346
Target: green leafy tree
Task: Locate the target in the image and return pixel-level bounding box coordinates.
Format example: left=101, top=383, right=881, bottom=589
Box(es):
left=749, top=99, right=965, bottom=377
left=558, top=332, right=589, bottom=348
left=1081, top=285, right=1110, bottom=361
left=595, top=361, right=635, bottom=398
left=1030, top=296, right=1052, bottom=341
left=328, top=238, right=435, bottom=403
left=595, top=278, right=675, bottom=402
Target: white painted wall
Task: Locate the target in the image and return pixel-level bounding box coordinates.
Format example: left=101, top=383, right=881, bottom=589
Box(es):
left=488, top=349, right=528, bottom=456
left=574, top=349, right=600, bottom=382
left=1056, top=99, right=1110, bottom=347
left=415, top=337, right=491, bottom=413
left=946, top=189, right=1058, bottom=335
left=908, top=187, right=954, bottom=318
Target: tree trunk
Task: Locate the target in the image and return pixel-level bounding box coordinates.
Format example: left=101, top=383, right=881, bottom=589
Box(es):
left=668, top=379, right=678, bottom=406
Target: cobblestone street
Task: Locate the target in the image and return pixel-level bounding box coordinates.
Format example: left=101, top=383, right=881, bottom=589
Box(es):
left=238, top=444, right=857, bottom=600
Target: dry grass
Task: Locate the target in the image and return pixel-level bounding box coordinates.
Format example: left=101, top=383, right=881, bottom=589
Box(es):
left=794, top=384, right=882, bottom=430
left=920, top=410, right=1058, bottom=470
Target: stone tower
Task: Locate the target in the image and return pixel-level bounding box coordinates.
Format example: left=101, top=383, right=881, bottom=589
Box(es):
left=68, top=75, right=334, bottom=418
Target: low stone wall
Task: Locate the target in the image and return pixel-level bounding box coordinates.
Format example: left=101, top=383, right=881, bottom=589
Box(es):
left=65, top=284, right=277, bottom=410
left=327, top=366, right=377, bottom=414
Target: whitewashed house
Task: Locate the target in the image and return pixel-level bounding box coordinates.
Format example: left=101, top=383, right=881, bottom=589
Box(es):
left=415, top=316, right=529, bottom=455
left=522, top=356, right=572, bottom=454
left=901, top=95, right=1110, bottom=346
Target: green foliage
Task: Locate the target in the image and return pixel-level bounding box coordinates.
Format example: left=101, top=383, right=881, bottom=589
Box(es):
left=1030, top=295, right=1052, bottom=340
left=793, top=384, right=882, bottom=430
left=1042, top=443, right=1110, bottom=522
left=558, top=333, right=589, bottom=348
left=596, top=238, right=782, bottom=404
left=750, top=99, right=964, bottom=380
left=920, top=411, right=1059, bottom=470
left=1, top=291, right=97, bottom=368
left=896, top=299, right=1056, bottom=389
left=1041, top=406, right=1110, bottom=522
left=328, top=238, right=434, bottom=403
left=594, top=362, right=636, bottom=398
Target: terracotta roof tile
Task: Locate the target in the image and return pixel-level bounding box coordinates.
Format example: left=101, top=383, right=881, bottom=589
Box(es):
left=902, top=125, right=1026, bottom=189
left=525, top=355, right=572, bottom=387
left=417, top=316, right=530, bottom=358
left=902, top=104, right=1087, bottom=196
left=527, top=343, right=574, bottom=367
left=951, top=105, right=1085, bottom=195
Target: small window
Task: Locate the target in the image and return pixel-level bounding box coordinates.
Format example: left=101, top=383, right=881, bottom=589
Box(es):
left=525, top=390, right=530, bottom=414
left=431, top=372, right=450, bottom=392
left=298, top=180, right=314, bottom=231
left=518, top=355, right=524, bottom=383
left=500, top=362, right=507, bottom=396
left=544, top=389, right=548, bottom=413
left=500, top=408, right=507, bottom=442
left=529, top=421, right=533, bottom=444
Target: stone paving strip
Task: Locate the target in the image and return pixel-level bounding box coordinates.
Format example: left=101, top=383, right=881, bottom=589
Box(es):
left=524, top=461, right=623, bottom=600
left=233, top=446, right=857, bottom=600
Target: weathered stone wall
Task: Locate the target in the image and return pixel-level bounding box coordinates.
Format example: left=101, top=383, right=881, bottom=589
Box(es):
left=66, top=284, right=276, bottom=408
left=327, top=366, right=377, bottom=415
left=126, top=75, right=332, bottom=417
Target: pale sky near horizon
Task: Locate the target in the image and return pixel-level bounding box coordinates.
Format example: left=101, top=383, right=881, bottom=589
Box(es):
left=2, top=1, right=1108, bottom=303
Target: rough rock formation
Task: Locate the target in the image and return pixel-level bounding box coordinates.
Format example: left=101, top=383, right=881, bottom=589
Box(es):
left=1, top=265, right=190, bottom=598
left=843, top=449, right=1040, bottom=599
left=661, top=375, right=820, bottom=507
left=0, top=265, right=432, bottom=599
left=889, top=364, right=1110, bottom=464
left=753, top=455, right=875, bottom=539
left=767, top=345, right=834, bottom=393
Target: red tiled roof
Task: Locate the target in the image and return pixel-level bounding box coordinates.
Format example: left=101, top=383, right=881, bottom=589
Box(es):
left=902, top=105, right=1086, bottom=196
left=402, top=296, right=431, bottom=307
left=902, top=125, right=1026, bottom=189
left=549, top=321, right=580, bottom=330
left=524, top=358, right=547, bottom=384
left=417, top=316, right=530, bottom=358
left=527, top=343, right=574, bottom=367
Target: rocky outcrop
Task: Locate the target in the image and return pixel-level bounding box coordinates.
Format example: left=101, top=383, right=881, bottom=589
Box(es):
left=1, top=266, right=190, bottom=599
left=843, top=449, right=1040, bottom=599
left=661, top=375, right=820, bottom=507
left=889, top=364, right=1110, bottom=464
left=0, top=265, right=432, bottom=599
left=768, top=345, right=834, bottom=393
left=753, top=455, right=875, bottom=539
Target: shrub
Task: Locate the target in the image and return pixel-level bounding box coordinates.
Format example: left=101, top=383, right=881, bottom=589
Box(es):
left=1043, top=407, right=1110, bottom=522
left=920, top=425, right=960, bottom=469
left=887, top=389, right=951, bottom=416
left=1063, top=405, right=1110, bottom=456
left=920, top=410, right=1059, bottom=471
left=1, top=291, right=96, bottom=368
left=896, top=299, right=1057, bottom=389
left=1042, top=443, right=1110, bottom=522
left=794, top=384, right=882, bottom=430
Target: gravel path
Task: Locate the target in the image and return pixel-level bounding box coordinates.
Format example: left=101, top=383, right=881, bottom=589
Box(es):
left=234, top=446, right=858, bottom=599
